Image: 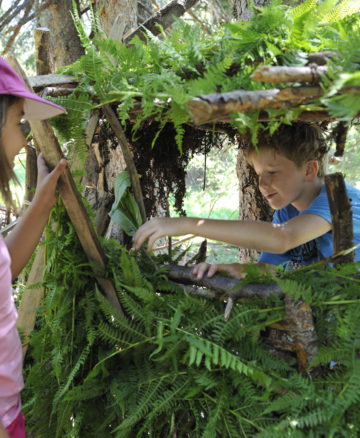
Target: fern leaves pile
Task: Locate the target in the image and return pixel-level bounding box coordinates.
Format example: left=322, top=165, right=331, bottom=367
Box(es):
left=22, top=1, right=360, bottom=436
left=22, top=207, right=360, bottom=437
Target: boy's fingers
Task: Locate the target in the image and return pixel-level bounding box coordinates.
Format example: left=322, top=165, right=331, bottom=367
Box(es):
left=207, top=264, right=218, bottom=278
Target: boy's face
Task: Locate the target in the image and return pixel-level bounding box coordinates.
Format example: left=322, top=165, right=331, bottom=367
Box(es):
left=2, top=99, right=26, bottom=165
left=251, top=148, right=309, bottom=211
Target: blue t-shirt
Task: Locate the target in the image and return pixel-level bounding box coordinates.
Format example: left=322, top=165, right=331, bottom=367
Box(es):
left=259, top=183, right=360, bottom=267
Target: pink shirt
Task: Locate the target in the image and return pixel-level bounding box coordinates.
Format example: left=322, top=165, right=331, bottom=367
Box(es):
left=0, top=234, right=23, bottom=428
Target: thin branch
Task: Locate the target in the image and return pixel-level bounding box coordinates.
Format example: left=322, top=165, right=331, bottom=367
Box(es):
left=102, top=104, right=147, bottom=223
left=124, top=0, right=200, bottom=44
left=2, top=0, right=35, bottom=56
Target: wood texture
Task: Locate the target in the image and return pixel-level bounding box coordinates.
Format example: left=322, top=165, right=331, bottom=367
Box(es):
left=187, top=87, right=322, bottom=125
left=284, top=295, right=318, bottom=374
left=34, top=27, right=54, bottom=75
left=165, top=264, right=283, bottom=300
left=325, top=173, right=355, bottom=264
left=251, top=65, right=328, bottom=84
left=17, top=246, right=45, bottom=359
left=102, top=104, right=147, bottom=223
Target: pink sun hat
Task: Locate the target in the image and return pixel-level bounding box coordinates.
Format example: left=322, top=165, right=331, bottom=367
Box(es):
left=0, top=56, right=66, bottom=120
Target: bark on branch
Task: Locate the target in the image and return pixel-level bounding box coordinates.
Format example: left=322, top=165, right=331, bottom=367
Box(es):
left=325, top=173, right=355, bottom=264
left=187, top=85, right=360, bottom=125
left=102, top=104, right=147, bottom=223
left=251, top=65, right=328, bottom=84
left=187, top=87, right=322, bottom=125
left=124, top=0, right=199, bottom=44
left=164, top=264, right=283, bottom=300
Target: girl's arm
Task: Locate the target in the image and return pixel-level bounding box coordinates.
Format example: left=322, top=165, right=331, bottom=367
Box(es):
left=5, top=154, right=67, bottom=280
left=0, top=422, right=10, bottom=438
left=133, top=214, right=331, bottom=254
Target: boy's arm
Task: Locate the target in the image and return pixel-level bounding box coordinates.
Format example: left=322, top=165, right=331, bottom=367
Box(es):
left=133, top=214, right=331, bottom=253
left=5, top=154, right=66, bottom=280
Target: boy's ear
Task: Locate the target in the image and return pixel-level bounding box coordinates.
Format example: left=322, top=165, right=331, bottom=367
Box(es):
left=305, top=160, right=319, bottom=180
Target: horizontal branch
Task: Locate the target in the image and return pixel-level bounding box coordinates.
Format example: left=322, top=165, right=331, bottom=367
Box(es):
left=251, top=65, right=328, bottom=84
left=187, top=86, right=320, bottom=125
left=187, top=85, right=360, bottom=125
left=29, top=73, right=77, bottom=89
left=164, top=264, right=283, bottom=300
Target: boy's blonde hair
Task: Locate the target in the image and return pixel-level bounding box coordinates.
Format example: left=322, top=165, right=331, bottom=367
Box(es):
left=247, top=122, right=329, bottom=177
left=0, top=94, right=20, bottom=207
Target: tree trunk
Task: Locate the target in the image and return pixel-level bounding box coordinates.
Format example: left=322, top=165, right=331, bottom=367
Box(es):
left=37, top=0, right=84, bottom=70
left=232, top=0, right=273, bottom=263
left=233, top=0, right=270, bottom=21
left=94, top=0, right=138, bottom=40
left=236, top=138, right=273, bottom=263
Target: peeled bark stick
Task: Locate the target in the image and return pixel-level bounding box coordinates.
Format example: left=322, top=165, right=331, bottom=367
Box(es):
left=306, top=51, right=338, bottom=66
left=102, top=103, right=147, bottom=223
left=124, top=0, right=199, bottom=44
left=165, top=264, right=283, bottom=300
left=29, top=73, right=77, bottom=90
left=7, top=56, right=123, bottom=314
left=325, top=173, right=355, bottom=264
left=17, top=246, right=46, bottom=360
left=187, top=87, right=323, bottom=125
left=251, top=65, right=328, bottom=84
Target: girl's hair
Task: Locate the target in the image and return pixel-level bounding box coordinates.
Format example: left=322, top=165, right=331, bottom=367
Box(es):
left=247, top=122, right=330, bottom=177
left=0, top=94, right=20, bottom=207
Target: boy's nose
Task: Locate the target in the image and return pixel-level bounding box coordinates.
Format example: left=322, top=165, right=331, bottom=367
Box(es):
left=258, top=174, right=269, bottom=189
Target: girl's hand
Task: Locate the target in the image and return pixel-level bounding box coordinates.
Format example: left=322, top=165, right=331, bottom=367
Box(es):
left=32, top=153, right=67, bottom=209
left=192, top=262, right=246, bottom=280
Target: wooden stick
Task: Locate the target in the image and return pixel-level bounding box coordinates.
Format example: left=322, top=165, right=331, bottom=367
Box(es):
left=251, top=65, right=328, bottom=84
left=102, top=104, right=147, bottom=223
left=165, top=264, right=283, bottom=300
left=186, top=87, right=321, bottom=125
left=187, top=85, right=360, bottom=125
left=325, top=173, right=355, bottom=264
left=29, top=73, right=77, bottom=89
left=7, top=56, right=123, bottom=314
left=17, top=246, right=46, bottom=359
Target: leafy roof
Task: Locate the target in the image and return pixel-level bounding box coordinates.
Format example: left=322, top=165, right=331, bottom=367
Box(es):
left=52, top=0, right=360, bottom=149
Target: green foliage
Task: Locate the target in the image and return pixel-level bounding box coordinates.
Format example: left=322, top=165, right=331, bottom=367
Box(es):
left=22, top=203, right=360, bottom=437
left=109, top=171, right=142, bottom=236
left=51, top=0, right=360, bottom=153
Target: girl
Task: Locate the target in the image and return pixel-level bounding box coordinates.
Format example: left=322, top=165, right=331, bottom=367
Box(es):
left=0, top=56, right=67, bottom=438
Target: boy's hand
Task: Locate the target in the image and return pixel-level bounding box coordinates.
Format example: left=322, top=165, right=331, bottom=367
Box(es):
left=192, top=262, right=245, bottom=280
left=133, top=217, right=190, bottom=251
left=33, top=153, right=67, bottom=209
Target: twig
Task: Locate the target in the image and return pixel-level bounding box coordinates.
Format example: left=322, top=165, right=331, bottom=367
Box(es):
left=124, top=0, right=200, bottom=44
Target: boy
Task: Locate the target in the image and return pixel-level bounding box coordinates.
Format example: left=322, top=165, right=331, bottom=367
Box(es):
left=133, top=122, right=360, bottom=279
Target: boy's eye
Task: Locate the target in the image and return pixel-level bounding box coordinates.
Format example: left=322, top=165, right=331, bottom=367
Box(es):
left=268, top=171, right=277, bottom=175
